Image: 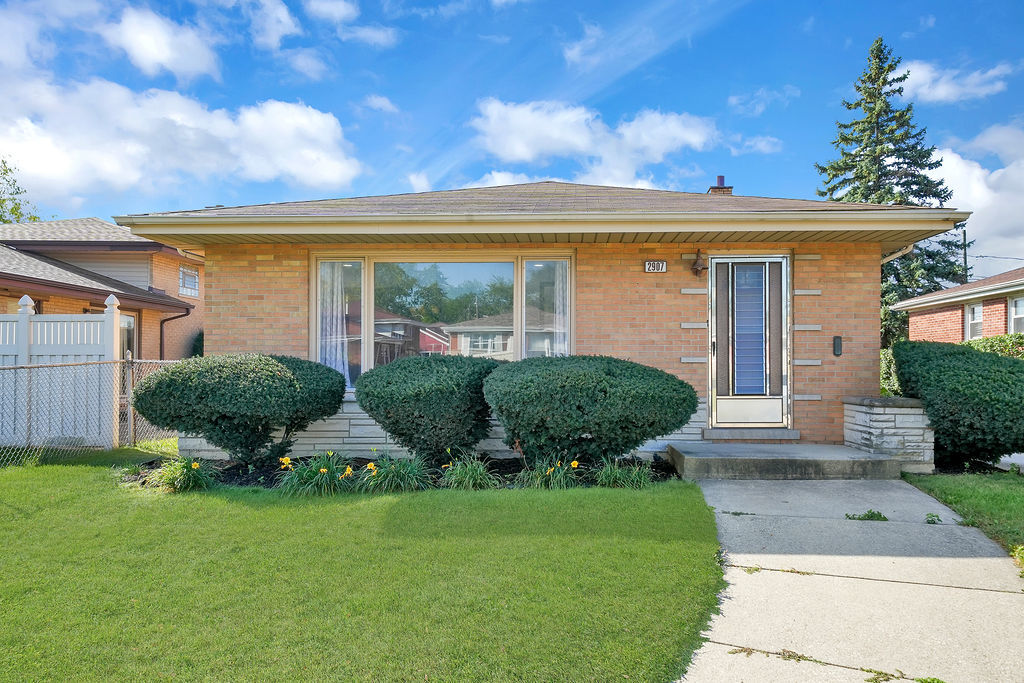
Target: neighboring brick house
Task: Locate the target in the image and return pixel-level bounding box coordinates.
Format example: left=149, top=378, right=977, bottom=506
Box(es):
left=891, top=266, right=1024, bottom=342
left=117, top=180, right=966, bottom=454
left=0, top=218, right=204, bottom=359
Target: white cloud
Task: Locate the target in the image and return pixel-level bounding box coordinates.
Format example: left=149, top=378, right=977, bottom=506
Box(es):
left=902, top=14, right=936, bottom=39
left=479, top=34, right=511, bottom=44
left=364, top=94, right=398, bottom=113
left=903, top=60, right=1013, bottom=104
left=339, top=24, right=399, bottom=47
left=934, top=123, right=1024, bottom=277
left=727, top=85, right=800, bottom=117
left=0, top=1, right=103, bottom=70
left=284, top=48, right=328, bottom=79
left=729, top=135, right=783, bottom=155
left=491, top=0, right=529, bottom=6
left=99, top=8, right=219, bottom=81
left=0, top=73, right=360, bottom=207
left=243, top=0, right=302, bottom=50
left=563, top=23, right=603, bottom=68
left=303, top=0, right=359, bottom=23
left=407, top=171, right=430, bottom=192
left=470, top=98, right=720, bottom=187
left=800, top=16, right=814, bottom=33
left=471, top=98, right=599, bottom=163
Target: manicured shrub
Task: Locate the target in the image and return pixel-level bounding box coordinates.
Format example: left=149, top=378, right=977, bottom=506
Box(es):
left=357, top=454, right=433, bottom=493
left=591, top=457, right=654, bottom=489
left=440, top=453, right=502, bottom=490
left=483, top=355, right=698, bottom=466
left=514, top=458, right=583, bottom=489
left=962, top=332, right=1024, bottom=359
left=354, top=355, right=499, bottom=466
left=893, top=341, right=1024, bottom=467
left=880, top=348, right=901, bottom=396
left=278, top=451, right=355, bottom=497
left=150, top=456, right=216, bottom=492
left=133, top=354, right=346, bottom=467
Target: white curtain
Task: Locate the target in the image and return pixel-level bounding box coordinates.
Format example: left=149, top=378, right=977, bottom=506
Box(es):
left=319, top=261, right=361, bottom=386
left=551, top=260, right=569, bottom=356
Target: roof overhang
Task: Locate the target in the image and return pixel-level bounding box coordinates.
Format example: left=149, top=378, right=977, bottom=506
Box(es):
left=115, top=209, right=970, bottom=255
left=891, top=279, right=1024, bottom=311
left=0, top=274, right=193, bottom=313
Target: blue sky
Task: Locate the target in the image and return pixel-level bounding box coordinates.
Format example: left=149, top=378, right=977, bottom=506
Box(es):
left=2, top=0, right=1022, bottom=276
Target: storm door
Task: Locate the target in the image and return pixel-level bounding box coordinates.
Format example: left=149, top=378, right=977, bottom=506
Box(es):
left=709, top=257, right=789, bottom=427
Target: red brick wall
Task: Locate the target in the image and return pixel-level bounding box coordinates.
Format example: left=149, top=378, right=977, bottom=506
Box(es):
left=982, top=298, right=1008, bottom=337
left=203, top=241, right=882, bottom=444
left=908, top=304, right=963, bottom=342
left=908, top=298, right=1008, bottom=343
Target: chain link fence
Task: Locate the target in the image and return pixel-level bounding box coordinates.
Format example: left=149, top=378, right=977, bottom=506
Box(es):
left=0, top=359, right=180, bottom=468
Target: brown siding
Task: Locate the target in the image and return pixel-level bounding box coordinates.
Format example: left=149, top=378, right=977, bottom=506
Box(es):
left=202, top=241, right=882, bottom=444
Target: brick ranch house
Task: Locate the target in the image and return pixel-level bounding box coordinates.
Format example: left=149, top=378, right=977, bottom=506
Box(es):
left=116, top=181, right=967, bottom=463
left=0, top=217, right=205, bottom=359
left=891, top=266, right=1024, bottom=342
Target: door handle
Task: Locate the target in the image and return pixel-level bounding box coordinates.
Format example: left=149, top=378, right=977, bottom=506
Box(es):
left=711, top=341, right=716, bottom=356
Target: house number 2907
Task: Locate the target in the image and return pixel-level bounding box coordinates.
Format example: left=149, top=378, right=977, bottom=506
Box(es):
left=644, top=260, right=667, bottom=273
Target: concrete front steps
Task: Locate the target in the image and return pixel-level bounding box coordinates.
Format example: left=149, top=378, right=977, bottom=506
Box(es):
left=666, top=442, right=901, bottom=480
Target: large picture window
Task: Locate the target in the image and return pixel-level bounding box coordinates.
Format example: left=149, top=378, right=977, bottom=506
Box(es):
left=316, top=256, right=570, bottom=384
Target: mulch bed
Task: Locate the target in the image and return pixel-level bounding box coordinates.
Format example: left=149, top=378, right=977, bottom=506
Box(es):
left=131, top=453, right=678, bottom=490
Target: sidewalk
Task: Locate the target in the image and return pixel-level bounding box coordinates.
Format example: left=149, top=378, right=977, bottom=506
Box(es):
left=682, top=480, right=1024, bottom=682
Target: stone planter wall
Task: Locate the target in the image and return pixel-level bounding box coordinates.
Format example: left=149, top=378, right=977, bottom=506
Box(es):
left=178, top=396, right=708, bottom=461
left=842, top=396, right=934, bottom=473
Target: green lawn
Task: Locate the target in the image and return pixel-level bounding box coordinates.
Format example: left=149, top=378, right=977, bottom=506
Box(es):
left=0, top=460, right=723, bottom=681
left=905, top=471, right=1024, bottom=565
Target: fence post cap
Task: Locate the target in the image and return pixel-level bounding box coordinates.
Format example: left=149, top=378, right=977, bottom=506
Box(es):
left=17, top=295, right=35, bottom=313
left=104, top=294, right=121, bottom=309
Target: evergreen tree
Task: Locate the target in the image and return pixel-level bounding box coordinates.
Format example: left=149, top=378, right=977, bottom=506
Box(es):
left=0, top=157, right=40, bottom=224
left=815, top=37, right=969, bottom=347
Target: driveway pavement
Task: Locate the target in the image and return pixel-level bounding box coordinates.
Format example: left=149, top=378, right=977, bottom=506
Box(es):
left=681, top=480, right=1024, bottom=683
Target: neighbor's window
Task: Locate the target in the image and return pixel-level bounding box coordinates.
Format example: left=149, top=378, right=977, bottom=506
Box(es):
left=525, top=260, right=570, bottom=358
left=317, top=257, right=570, bottom=384
left=1012, top=298, right=1024, bottom=334
left=375, top=261, right=514, bottom=365
left=179, top=265, right=200, bottom=298
left=966, top=303, right=983, bottom=340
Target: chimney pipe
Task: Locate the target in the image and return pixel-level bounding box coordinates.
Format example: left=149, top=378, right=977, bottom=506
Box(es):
left=707, top=175, right=733, bottom=196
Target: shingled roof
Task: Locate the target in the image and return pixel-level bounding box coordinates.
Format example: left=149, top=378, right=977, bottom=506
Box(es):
left=0, top=217, right=151, bottom=243
left=0, top=244, right=190, bottom=311
left=891, top=266, right=1024, bottom=311
left=129, top=181, right=935, bottom=218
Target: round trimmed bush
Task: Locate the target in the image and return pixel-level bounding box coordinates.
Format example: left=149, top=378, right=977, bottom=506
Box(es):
left=133, top=354, right=346, bottom=466
left=354, top=355, right=500, bottom=466
left=483, top=355, right=698, bottom=466
left=893, top=340, right=1024, bottom=467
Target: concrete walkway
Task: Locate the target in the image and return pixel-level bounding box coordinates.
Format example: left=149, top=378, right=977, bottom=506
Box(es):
left=682, top=480, right=1024, bottom=683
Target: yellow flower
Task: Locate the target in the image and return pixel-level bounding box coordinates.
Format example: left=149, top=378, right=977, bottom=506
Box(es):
left=319, top=468, right=328, bottom=474
left=441, top=461, right=452, bottom=469
left=343, top=465, right=353, bottom=477
left=570, top=461, right=578, bottom=468
left=279, top=457, right=291, bottom=466
left=556, top=461, right=562, bottom=467
left=445, top=447, right=451, bottom=454
left=367, top=462, right=377, bottom=471
left=338, top=474, right=343, bottom=480
left=191, top=461, right=200, bottom=470
left=546, top=467, right=554, bottom=475
left=327, top=450, right=334, bottom=456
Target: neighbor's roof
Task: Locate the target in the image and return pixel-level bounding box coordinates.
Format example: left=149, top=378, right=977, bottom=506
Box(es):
left=0, top=244, right=191, bottom=311
left=891, top=266, right=1024, bottom=312
left=442, top=306, right=556, bottom=333
left=114, top=181, right=970, bottom=254
left=0, top=217, right=151, bottom=243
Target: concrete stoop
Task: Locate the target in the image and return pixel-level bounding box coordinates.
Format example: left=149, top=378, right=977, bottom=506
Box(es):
left=666, top=442, right=901, bottom=480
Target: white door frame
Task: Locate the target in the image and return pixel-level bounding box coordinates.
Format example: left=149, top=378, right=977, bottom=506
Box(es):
left=708, top=255, right=791, bottom=428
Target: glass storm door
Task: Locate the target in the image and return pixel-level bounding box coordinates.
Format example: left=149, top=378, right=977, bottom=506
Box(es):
left=709, top=257, right=789, bottom=427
